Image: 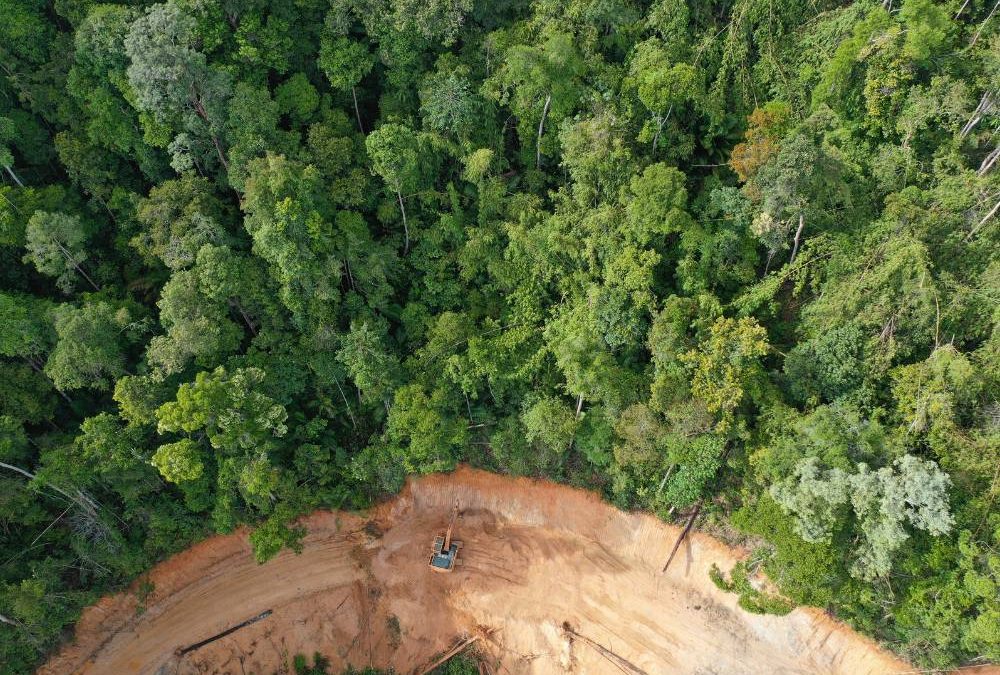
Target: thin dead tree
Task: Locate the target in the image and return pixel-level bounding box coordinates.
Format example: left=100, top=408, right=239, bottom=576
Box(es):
left=978, top=142, right=999, bottom=176
left=0, top=462, right=117, bottom=565
left=397, top=190, right=409, bottom=254
left=352, top=86, right=365, bottom=134
left=960, top=91, right=995, bottom=139
left=48, top=234, right=101, bottom=292
left=966, top=194, right=1000, bottom=241
left=0, top=614, right=21, bottom=628
left=789, top=212, right=806, bottom=265
left=969, top=0, right=1000, bottom=48
left=0, top=463, right=99, bottom=513
left=0, top=612, right=42, bottom=650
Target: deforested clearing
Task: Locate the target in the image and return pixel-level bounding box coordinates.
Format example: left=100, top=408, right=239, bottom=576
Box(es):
left=41, top=467, right=908, bottom=675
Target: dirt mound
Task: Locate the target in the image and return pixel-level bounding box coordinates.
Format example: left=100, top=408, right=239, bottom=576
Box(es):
left=40, top=467, right=911, bottom=675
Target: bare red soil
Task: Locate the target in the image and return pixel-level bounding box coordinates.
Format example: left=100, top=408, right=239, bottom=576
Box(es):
left=40, top=467, right=913, bottom=675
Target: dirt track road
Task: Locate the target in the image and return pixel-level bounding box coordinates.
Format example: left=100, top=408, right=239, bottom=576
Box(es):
left=40, top=467, right=912, bottom=675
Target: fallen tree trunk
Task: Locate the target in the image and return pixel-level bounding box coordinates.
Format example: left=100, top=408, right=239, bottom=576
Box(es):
left=414, top=635, right=479, bottom=675
left=661, top=499, right=703, bottom=574
left=176, top=610, right=272, bottom=656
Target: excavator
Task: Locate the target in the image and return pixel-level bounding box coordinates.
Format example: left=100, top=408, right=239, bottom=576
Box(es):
left=428, top=499, right=463, bottom=573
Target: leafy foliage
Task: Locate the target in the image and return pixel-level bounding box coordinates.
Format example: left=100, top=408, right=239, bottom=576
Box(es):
left=710, top=562, right=794, bottom=615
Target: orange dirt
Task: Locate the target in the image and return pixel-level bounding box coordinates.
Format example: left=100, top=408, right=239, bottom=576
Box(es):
left=40, top=466, right=913, bottom=675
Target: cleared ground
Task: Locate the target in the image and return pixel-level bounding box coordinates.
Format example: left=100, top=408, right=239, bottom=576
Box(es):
left=40, top=467, right=912, bottom=675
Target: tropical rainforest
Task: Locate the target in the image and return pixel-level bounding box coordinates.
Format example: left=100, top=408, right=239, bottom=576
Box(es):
left=0, top=0, right=997, bottom=671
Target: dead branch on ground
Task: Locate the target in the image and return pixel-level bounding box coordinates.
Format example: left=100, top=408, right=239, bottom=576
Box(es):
left=561, top=623, right=647, bottom=675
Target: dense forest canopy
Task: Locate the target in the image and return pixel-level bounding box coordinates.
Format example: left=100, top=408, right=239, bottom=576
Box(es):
left=0, top=0, right=997, bottom=671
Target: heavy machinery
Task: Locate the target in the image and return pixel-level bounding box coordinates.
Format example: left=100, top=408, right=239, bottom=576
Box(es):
left=428, top=499, right=463, bottom=573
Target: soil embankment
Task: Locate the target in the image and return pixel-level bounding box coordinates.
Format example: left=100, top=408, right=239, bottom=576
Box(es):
left=40, top=467, right=912, bottom=674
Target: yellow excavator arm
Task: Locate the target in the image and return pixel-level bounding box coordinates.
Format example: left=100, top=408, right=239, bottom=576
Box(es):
left=443, top=499, right=459, bottom=551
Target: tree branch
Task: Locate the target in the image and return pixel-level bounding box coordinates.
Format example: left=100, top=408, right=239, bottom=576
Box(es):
left=397, top=190, right=409, bottom=254
left=52, top=237, right=100, bottom=291
left=536, top=93, right=551, bottom=169
left=352, top=86, right=365, bottom=134
left=970, top=0, right=1000, bottom=48
left=789, top=212, right=805, bottom=265
left=4, top=165, right=24, bottom=187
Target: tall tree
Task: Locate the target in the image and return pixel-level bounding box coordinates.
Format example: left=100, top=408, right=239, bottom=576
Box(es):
left=365, top=123, right=424, bottom=253
left=241, top=154, right=342, bottom=334
left=125, top=1, right=232, bottom=173
left=484, top=28, right=587, bottom=169
left=44, top=302, right=137, bottom=392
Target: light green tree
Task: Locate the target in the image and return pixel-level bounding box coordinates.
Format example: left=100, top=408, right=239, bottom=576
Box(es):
left=44, top=302, right=134, bottom=392
left=23, top=211, right=99, bottom=293
left=522, top=395, right=578, bottom=461
left=145, top=269, right=243, bottom=375
left=683, top=316, right=768, bottom=432
left=156, top=366, right=287, bottom=452
left=242, top=154, right=342, bottom=333
left=336, top=321, right=401, bottom=408
left=151, top=439, right=204, bottom=483
left=626, top=39, right=702, bottom=155
left=771, top=455, right=954, bottom=579
left=484, top=29, right=587, bottom=169
left=133, top=176, right=229, bottom=270
left=384, top=384, right=466, bottom=474
left=125, top=1, right=232, bottom=172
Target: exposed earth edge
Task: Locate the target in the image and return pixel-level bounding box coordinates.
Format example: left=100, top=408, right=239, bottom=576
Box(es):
left=40, top=466, right=916, bottom=675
